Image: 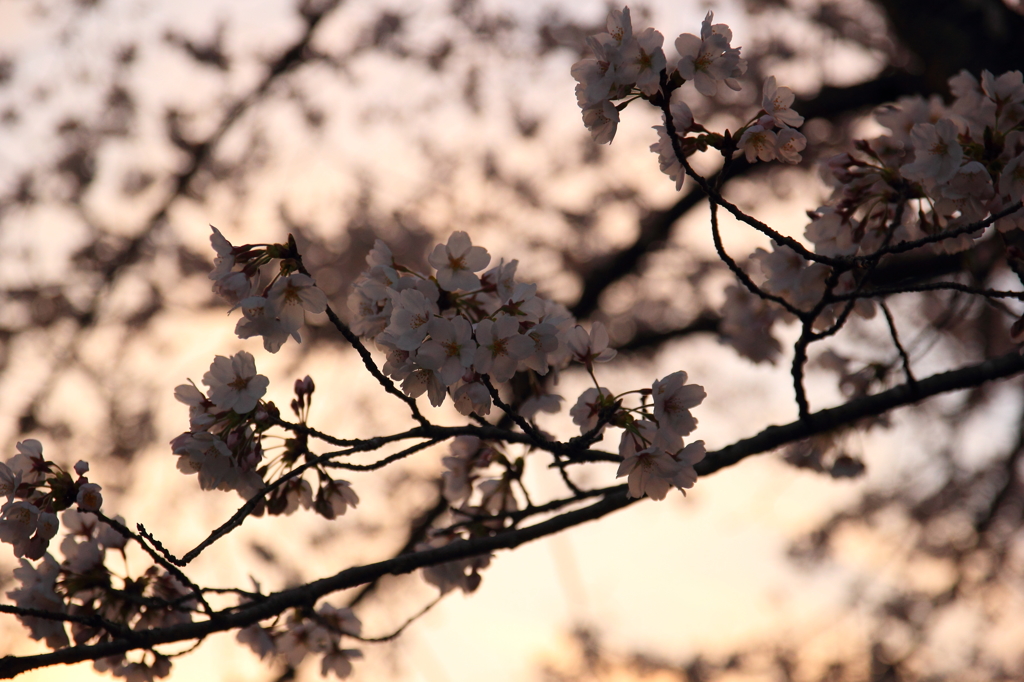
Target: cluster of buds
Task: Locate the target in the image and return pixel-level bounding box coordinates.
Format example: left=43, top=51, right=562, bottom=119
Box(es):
left=0, top=440, right=101, bottom=559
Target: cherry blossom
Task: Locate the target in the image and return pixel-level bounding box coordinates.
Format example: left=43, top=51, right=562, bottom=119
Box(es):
left=401, top=368, right=447, bottom=407
left=365, top=238, right=394, bottom=268
left=76, top=483, right=103, bottom=512
left=616, top=421, right=706, bottom=499
left=427, top=231, right=490, bottom=291
left=981, top=69, right=1024, bottom=132
left=202, top=351, right=270, bottom=414
left=0, top=501, right=41, bottom=554
left=209, top=226, right=236, bottom=280
left=753, top=244, right=828, bottom=311
left=650, top=99, right=695, bottom=189
left=0, top=461, right=20, bottom=502
left=473, top=313, right=534, bottom=383
left=616, top=421, right=682, bottom=500
left=622, top=27, right=666, bottom=97
left=267, top=273, right=329, bottom=335
left=761, top=76, right=804, bottom=129
left=737, top=125, right=777, bottom=163
left=519, top=322, right=561, bottom=375
left=418, top=533, right=491, bottom=594
left=1000, top=153, right=1024, bottom=202
left=382, top=288, right=439, bottom=351
left=235, top=296, right=295, bottom=353
left=567, top=322, right=617, bottom=369
left=569, top=387, right=616, bottom=434
left=651, top=371, right=705, bottom=437
left=775, top=128, right=806, bottom=164
left=901, top=119, right=963, bottom=184
left=9, top=439, right=48, bottom=485
left=317, top=480, right=359, bottom=519
left=581, top=101, right=620, bottom=145
left=6, top=555, right=69, bottom=648
left=674, top=12, right=746, bottom=97
left=416, top=316, right=477, bottom=386
left=453, top=380, right=492, bottom=416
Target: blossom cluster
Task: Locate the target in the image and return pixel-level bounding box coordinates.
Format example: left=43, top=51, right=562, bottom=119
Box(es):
left=805, top=70, right=1024, bottom=260
left=237, top=602, right=363, bottom=678
left=171, top=350, right=271, bottom=499
left=573, top=7, right=807, bottom=192
left=6, top=508, right=192, bottom=681
left=733, top=69, right=1024, bottom=354
left=209, top=227, right=329, bottom=353
left=1, top=439, right=102, bottom=559
left=171, top=353, right=360, bottom=519
left=349, top=231, right=583, bottom=414
left=570, top=371, right=707, bottom=500
left=349, top=231, right=707, bottom=500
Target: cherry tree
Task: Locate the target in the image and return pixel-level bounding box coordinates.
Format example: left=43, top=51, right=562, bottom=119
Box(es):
left=1, top=1, right=1024, bottom=680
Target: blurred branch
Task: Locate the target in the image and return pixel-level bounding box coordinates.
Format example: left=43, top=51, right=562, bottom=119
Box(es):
left=699, top=350, right=1024, bottom=475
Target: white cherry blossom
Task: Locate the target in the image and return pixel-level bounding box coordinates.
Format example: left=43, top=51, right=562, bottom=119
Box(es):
left=453, top=380, right=492, bottom=416
left=267, top=273, right=328, bottom=334
left=209, top=226, right=235, bottom=280
left=401, top=368, right=447, bottom=407
left=320, top=480, right=359, bottom=519
left=720, top=285, right=783, bottom=364
left=383, top=288, right=439, bottom=351
left=9, top=440, right=47, bottom=485
left=901, top=119, right=963, bottom=184
left=775, top=128, right=806, bottom=164
left=474, top=313, right=534, bottom=383
left=581, top=100, right=620, bottom=144
left=428, top=231, right=490, bottom=292
left=0, top=501, right=40, bottom=549
left=651, top=371, right=705, bottom=437
left=235, top=296, right=295, bottom=353
left=567, top=322, right=617, bottom=368
left=761, top=76, right=804, bottom=128
left=737, top=125, right=777, bottom=163
left=621, top=27, right=666, bottom=97
left=0, top=462, right=20, bottom=502
left=202, top=351, right=269, bottom=414
left=753, top=244, right=829, bottom=311
left=1000, top=153, right=1024, bottom=202
left=674, top=12, right=745, bottom=97
left=365, top=238, right=394, bottom=268
left=416, top=316, right=477, bottom=386
left=76, top=483, right=103, bottom=512
left=6, top=555, right=69, bottom=648
left=570, top=387, right=614, bottom=434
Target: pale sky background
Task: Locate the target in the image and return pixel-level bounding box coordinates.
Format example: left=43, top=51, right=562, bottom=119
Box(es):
left=2, top=1, right=1022, bottom=681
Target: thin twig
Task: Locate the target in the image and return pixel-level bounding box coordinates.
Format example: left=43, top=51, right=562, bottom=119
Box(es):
left=880, top=300, right=917, bottom=386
